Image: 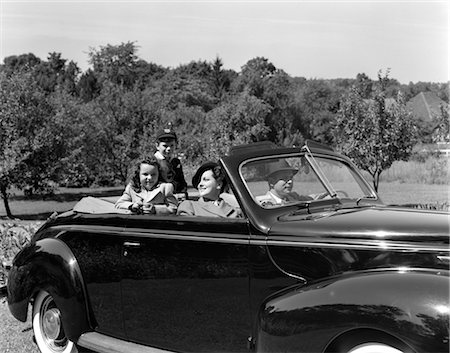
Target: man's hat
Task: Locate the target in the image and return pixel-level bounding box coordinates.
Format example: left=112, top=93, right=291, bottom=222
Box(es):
left=265, top=159, right=298, bottom=180
left=156, top=127, right=177, bottom=142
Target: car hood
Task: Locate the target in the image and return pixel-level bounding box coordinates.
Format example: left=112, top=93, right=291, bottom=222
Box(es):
left=270, top=206, right=449, bottom=247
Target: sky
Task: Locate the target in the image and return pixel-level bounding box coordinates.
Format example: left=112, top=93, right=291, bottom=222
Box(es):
left=1, top=0, right=448, bottom=84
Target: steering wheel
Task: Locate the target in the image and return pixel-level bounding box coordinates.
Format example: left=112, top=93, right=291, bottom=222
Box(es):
left=314, top=190, right=349, bottom=200
left=334, top=190, right=349, bottom=198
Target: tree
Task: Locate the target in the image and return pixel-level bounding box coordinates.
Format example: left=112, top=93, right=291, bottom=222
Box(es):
left=33, top=52, right=80, bottom=94
left=210, top=56, right=235, bottom=100
left=134, top=59, right=167, bottom=88
left=0, top=71, right=59, bottom=217
left=47, top=89, right=92, bottom=187
left=334, top=71, right=417, bottom=191
left=148, top=67, right=217, bottom=112
left=78, top=69, right=100, bottom=101
left=432, top=104, right=450, bottom=143
left=297, top=79, right=343, bottom=145
left=354, top=73, right=373, bottom=99
left=83, top=82, right=153, bottom=185
left=232, top=57, right=302, bottom=145
left=233, top=57, right=276, bottom=98
left=88, top=41, right=140, bottom=88
left=0, top=53, right=41, bottom=76
left=204, top=92, right=271, bottom=159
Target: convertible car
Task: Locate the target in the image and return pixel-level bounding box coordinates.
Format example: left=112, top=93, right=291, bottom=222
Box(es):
left=7, top=141, right=449, bottom=353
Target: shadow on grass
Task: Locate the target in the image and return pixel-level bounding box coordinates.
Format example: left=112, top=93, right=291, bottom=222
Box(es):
left=9, top=187, right=124, bottom=202
left=5, top=212, right=59, bottom=221
left=2, top=187, right=124, bottom=221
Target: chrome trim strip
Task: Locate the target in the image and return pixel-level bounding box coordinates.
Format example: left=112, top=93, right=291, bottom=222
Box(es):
left=123, top=229, right=249, bottom=244
left=77, top=332, right=172, bottom=353
left=53, top=225, right=124, bottom=236
left=266, top=245, right=307, bottom=283
left=52, top=225, right=249, bottom=244
left=437, top=255, right=450, bottom=262
left=52, top=225, right=447, bottom=252
left=264, top=239, right=448, bottom=252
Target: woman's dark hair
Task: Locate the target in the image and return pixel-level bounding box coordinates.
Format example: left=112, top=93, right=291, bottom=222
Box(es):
left=192, top=161, right=228, bottom=193
left=211, top=165, right=227, bottom=193
left=129, top=157, right=162, bottom=192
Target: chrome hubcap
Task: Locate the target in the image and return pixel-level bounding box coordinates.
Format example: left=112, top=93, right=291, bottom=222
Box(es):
left=42, top=308, right=62, bottom=340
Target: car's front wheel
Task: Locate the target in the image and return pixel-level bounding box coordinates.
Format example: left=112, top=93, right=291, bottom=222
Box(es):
left=33, top=290, right=78, bottom=353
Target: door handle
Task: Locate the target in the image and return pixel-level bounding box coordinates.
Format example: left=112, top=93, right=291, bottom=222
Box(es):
left=123, top=241, right=141, bottom=247
left=437, top=255, right=450, bottom=263
left=123, top=241, right=141, bottom=257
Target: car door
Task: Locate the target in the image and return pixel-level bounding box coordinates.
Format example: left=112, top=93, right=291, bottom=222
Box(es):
left=120, top=215, right=251, bottom=352
left=61, top=214, right=127, bottom=339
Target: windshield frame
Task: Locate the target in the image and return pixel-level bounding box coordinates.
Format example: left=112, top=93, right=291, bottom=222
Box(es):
left=238, top=150, right=378, bottom=210
left=303, top=144, right=337, bottom=198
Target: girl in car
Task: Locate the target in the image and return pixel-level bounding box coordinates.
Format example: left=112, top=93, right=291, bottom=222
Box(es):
left=115, top=157, right=178, bottom=215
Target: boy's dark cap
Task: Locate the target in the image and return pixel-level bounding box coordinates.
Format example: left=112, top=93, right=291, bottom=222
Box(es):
left=156, top=128, right=177, bottom=142
left=192, top=161, right=219, bottom=189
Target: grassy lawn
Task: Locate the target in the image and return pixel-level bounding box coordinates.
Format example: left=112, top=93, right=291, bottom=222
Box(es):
left=377, top=182, right=449, bottom=205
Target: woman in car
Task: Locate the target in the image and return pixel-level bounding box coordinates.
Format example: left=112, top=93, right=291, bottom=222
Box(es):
left=177, top=161, right=242, bottom=218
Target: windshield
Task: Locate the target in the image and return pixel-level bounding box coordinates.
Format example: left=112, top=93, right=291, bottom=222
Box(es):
left=240, top=154, right=376, bottom=209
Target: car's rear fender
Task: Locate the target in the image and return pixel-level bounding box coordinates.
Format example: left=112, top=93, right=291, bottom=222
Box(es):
left=7, top=237, right=92, bottom=340
left=256, top=269, right=449, bottom=353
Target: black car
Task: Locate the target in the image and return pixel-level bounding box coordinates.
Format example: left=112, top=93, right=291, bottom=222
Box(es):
left=7, top=141, right=449, bottom=353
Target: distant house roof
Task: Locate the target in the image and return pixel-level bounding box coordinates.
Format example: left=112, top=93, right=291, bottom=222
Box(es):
left=406, top=91, right=446, bottom=122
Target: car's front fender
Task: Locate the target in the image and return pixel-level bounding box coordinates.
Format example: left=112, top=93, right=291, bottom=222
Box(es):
left=7, top=238, right=92, bottom=340
left=256, top=269, right=449, bottom=353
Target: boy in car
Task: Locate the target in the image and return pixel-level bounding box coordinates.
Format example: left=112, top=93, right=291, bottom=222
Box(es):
left=154, top=125, right=188, bottom=200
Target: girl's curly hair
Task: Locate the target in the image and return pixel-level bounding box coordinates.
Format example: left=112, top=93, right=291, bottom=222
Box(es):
left=129, top=157, right=163, bottom=192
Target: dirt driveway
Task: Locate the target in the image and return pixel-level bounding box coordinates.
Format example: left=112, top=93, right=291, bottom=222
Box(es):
left=0, top=296, right=38, bottom=353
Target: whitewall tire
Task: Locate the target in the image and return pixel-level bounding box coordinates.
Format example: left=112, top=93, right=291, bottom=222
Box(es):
left=32, top=290, right=78, bottom=353
left=347, top=343, right=404, bottom=353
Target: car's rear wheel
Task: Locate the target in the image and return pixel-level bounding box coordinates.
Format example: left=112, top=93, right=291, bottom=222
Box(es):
left=346, top=343, right=404, bottom=353
left=33, top=290, right=78, bottom=353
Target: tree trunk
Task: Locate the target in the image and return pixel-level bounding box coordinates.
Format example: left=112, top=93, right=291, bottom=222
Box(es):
left=373, top=171, right=381, bottom=193
left=0, top=184, right=13, bottom=219
left=369, top=171, right=378, bottom=193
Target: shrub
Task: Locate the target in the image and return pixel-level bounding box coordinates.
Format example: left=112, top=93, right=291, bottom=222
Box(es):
left=404, top=202, right=450, bottom=212
left=0, top=221, right=43, bottom=287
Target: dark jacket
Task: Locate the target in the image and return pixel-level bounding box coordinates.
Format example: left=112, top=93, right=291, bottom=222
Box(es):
left=155, top=154, right=188, bottom=194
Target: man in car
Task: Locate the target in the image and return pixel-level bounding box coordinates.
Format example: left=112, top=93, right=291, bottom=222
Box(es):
left=256, top=160, right=313, bottom=207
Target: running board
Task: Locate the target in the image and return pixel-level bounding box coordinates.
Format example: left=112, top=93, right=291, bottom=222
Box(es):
left=77, top=332, right=173, bottom=353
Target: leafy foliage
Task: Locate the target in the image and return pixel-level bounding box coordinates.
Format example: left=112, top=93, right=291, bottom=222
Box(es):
left=432, top=104, right=450, bottom=143
left=205, top=92, right=272, bottom=159
left=0, top=71, right=60, bottom=216
left=334, top=72, right=417, bottom=191
left=0, top=221, right=42, bottom=287
left=0, top=43, right=447, bottom=217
